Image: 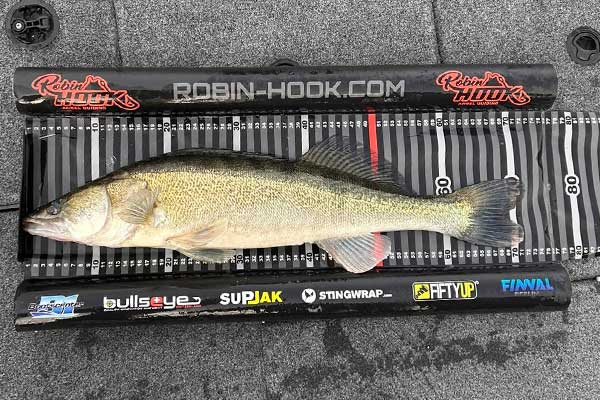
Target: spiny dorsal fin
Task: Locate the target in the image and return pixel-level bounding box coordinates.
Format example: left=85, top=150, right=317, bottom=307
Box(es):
left=301, top=136, right=413, bottom=196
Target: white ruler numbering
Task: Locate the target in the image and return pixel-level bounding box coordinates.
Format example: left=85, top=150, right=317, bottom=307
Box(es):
left=563, top=112, right=583, bottom=260
left=435, top=112, right=453, bottom=265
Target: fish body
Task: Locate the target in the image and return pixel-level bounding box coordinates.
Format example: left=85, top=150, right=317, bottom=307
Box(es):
left=24, top=137, right=523, bottom=273
left=105, top=155, right=466, bottom=248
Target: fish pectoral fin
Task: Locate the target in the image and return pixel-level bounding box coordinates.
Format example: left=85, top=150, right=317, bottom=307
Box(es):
left=166, top=219, right=228, bottom=249
left=178, top=248, right=236, bottom=264
left=116, top=184, right=159, bottom=225
left=316, top=234, right=392, bottom=274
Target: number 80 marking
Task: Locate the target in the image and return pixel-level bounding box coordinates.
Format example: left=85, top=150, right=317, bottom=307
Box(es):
left=564, top=174, right=580, bottom=197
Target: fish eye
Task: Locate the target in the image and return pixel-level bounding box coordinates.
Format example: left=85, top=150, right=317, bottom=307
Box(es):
left=47, top=200, right=61, bottom=216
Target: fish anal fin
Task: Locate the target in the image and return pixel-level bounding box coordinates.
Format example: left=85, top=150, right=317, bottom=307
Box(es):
left=301, top=136, right=414, bottom=196
left=316, top=233, right=391, bottom=274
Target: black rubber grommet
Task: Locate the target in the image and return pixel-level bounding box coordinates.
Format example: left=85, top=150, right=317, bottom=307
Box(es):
left=566, top=26, right=600, bottom=66
left=5, top=0, right=59, bottom=49
left=270, top=58, right=299, bottom=67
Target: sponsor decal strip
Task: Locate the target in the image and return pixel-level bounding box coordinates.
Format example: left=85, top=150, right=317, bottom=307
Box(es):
left=104, top=294, right=202, bottom=311
left=435, top=70, right=531, bottom=107
left=29, top=294, right=83, bottom=318
left=413, top=280, right=478, bottom=301
left=500, top=277, right=554, bottom=295
left=301, top=287, right=392, bottom=304
left=172, top=79, right=405, bottom=102
left=219, top=290, right=282, bottom=306
left=31, top=73, right=140, bottom=111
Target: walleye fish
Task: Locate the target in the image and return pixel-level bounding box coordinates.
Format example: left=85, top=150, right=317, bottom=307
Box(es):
left=23, top=137, right=523, bottom=273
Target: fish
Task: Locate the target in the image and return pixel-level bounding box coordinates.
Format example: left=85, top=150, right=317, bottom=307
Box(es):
left=23, top=136, right=524, bottom=273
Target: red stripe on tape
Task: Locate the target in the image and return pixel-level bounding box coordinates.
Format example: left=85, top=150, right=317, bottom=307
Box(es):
left=367, top=109, right=384, bottom=268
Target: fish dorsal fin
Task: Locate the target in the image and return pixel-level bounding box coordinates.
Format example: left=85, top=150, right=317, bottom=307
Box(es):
left=316, top=233, right=392, bottom=273
left=301, top=136, right=413, bottom=196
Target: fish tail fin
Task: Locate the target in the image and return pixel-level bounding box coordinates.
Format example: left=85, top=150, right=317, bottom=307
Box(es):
left=451, top=178, right=524, bottom=247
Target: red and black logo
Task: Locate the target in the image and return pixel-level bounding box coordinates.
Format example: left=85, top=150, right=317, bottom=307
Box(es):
left=31, top=73, right=140, bottom=111
left=435, top=70, right=531, bottom=106
left=150, top=296, right=163, bottom=307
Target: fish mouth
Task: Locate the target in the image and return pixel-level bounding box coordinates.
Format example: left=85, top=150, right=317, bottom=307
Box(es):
left=22, top=216, right=70, bottom=241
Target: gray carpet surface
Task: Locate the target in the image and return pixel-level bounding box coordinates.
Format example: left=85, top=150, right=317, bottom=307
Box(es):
left=1, top=0, right=600, bottom=398
left=114, top=0, right=439, bottom=67
left=0, top=0, right=118, bottom=205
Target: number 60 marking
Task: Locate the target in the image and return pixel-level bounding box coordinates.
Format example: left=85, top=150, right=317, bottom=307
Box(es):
left=564, top=174, right=580, bottom=197
left=435, top=176, right=452, bottom=195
